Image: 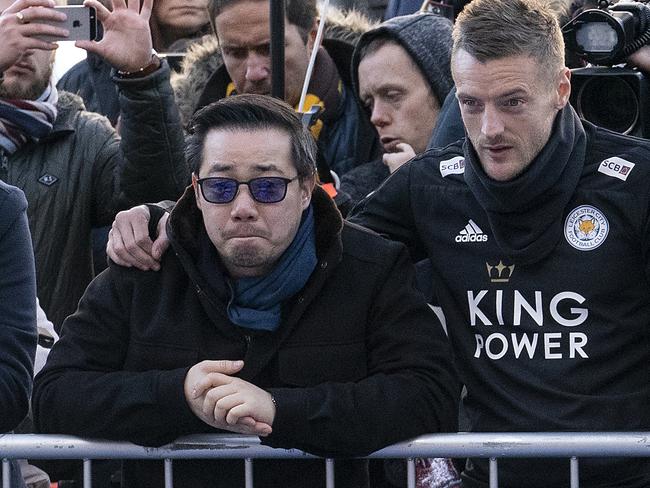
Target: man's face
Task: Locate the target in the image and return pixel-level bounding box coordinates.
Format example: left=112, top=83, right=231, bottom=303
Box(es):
left=0, top=1, right=54, bottom=100
left=214, top=0, right=314, bottom=107
left=358, top=42, right=440, bottom=155
left=452, top=50, right=571, bottom=182
left=193, top=127, right=313, bottom=279
left=152, top=0, right=208, bottom=38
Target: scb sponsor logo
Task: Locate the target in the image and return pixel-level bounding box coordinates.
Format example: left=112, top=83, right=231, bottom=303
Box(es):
left=440, top=156, right=465, bottom=177
left=598, top=157, right=635, bottom=181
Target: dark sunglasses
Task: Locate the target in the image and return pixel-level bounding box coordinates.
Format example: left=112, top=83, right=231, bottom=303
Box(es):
left=196, top=175, right=300, bottom=204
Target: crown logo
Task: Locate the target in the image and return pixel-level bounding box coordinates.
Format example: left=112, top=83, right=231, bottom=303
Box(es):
left=486, top=261, right=515, bottom=283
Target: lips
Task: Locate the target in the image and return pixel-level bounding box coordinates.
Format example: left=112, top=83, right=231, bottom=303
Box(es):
left=224, top=227, right=265, bottom=240
left=381, top=137, right=400, bottom=152
left=482, top=143, right=513, bottom=157
left=169, top=6, right=205, bottom=13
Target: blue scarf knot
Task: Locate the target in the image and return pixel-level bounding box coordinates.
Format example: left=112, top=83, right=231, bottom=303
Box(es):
left=227, top=206, right=317, bottom=331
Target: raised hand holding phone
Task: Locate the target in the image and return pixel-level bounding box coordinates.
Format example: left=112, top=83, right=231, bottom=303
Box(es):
left=76, top=0, right=155, bottom=73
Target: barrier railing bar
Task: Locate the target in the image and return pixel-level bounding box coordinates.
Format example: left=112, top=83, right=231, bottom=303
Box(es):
left=489, top=457, right=498, bottom=488
left=2, top=459, right=9, bottom=488
left=83, top=458, right=92, bottom=488
left=571, top=456, right=579, bottom=488
left=245, top=458, right=253, bottom=488
left=164, top=458, right=173, bottom=488
left=1, top=433, right=649, bottom=460
left=326, top=458, right=335, bottom=488
left=406, top=458, right=415, bottom=488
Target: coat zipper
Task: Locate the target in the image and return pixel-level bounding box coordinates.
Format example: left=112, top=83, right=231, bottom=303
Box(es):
left=195, top=280, right=251, bottom=357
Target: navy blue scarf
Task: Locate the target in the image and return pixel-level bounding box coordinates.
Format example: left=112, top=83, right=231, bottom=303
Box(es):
left=227, top=206, right=317, bottom=331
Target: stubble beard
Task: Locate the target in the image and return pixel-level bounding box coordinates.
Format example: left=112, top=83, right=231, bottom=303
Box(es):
left=0, top=68, right=52, bottom=101
left=223, top=245, right=277, bottom=278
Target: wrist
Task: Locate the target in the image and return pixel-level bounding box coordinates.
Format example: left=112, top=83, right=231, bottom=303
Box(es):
left=116, top=52, right=161, bottom=79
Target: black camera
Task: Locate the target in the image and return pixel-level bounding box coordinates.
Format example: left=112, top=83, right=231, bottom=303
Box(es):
left=563, top=1, right=650, bottom=136
left=563, top=0, right=650, bottom=66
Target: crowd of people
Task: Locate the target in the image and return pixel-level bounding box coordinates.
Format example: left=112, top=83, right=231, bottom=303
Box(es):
left=2, top=0, right=650, bottom=487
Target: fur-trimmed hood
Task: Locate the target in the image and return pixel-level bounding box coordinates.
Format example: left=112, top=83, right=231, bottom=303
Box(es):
left=170, top=7, right=376, bottom=127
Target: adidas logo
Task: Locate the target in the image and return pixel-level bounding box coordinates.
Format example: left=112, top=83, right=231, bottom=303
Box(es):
left=455, top=219, right=488, bottom=243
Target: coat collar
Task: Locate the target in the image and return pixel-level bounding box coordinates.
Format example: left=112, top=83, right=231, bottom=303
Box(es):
left=167, top=184, right=344, bottom=380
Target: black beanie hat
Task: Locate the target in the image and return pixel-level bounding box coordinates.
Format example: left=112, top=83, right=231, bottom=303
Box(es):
left=351, top=12, right=454, bottom=107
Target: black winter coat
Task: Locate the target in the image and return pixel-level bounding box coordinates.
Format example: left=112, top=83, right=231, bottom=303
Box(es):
left=34, top=187, right=459, bottom=488
left=350, top=112, right=650, bottom=487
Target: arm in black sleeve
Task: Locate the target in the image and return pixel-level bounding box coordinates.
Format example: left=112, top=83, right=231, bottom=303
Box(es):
left=32, top=268, right=207, bottom=446
left=0, top=185, right=37, bottom=432
left=114, top=60, right=191, bottom=204
left=348, top=162, right=428, bottom=262
left=263, top=243, right=460, bottom=457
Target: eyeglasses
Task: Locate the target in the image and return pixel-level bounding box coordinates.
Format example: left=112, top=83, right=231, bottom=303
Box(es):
left=196, top=175, right=300, bottom=204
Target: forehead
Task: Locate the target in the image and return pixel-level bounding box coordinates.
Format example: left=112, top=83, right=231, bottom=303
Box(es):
left=452, top=50, right=543, bottom=98
left=216, top=1, right=302, bottom=45
left=215, top=1, right=269, bottom=40
left=358, top=42, right=426, bottom=92
left=200, top=127, right=295, bottom=175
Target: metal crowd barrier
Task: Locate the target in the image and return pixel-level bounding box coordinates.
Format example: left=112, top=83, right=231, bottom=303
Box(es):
left=1, top=432, right=650, bottom=488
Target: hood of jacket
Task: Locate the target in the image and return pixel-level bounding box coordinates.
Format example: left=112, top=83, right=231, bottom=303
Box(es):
left=170, top=8, right=375, bottom=127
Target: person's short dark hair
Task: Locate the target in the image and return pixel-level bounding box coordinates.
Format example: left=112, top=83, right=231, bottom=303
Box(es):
left=207, top=0, right=317, bottom=42
left=186, top=94, right=317, bottom=179
left=452, top=0, right=565, bottom=75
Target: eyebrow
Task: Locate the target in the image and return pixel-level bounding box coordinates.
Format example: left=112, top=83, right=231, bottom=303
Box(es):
left=221, top=41, right=270, bottom=50
left=206, top=162, right=235, bottom=172
left=497, top=89, right=528, bottom=99
left=204, top=162, right=285, bottom=174
left=456, top=89, right=528, bottom=100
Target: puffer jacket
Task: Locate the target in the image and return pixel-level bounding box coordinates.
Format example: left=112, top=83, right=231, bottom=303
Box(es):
left=0, top=61, right=188, bottom=330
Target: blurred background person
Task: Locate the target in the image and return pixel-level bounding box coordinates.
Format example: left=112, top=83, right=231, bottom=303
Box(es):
left=0, top=181, right=37, bottom=488
left=338, top=12, right=453, bottom=209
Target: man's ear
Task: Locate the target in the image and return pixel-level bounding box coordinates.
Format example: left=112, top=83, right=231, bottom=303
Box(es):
left=306, top=19, right=319, bottom=53
left=299, top=174, right=316, bottom=210
left=556, top=67, right=572, bottom=109
left=191, top=173, right=202, bottom=209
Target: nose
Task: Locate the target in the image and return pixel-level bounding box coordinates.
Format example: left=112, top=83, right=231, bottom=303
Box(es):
left=480, top=105, right=505, bottom=140
left=230, top=185, right=259, bottom=221
left=245, top=52, right=270, bottom=83
left=370, top=101, right=391, bottom=129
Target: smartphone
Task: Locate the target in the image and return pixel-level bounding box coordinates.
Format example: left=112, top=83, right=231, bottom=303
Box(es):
left=37, top=5, right=97, bottom=42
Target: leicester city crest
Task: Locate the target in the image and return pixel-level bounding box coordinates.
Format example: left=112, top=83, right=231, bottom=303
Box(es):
left=564, top=205, right=609, bottom=251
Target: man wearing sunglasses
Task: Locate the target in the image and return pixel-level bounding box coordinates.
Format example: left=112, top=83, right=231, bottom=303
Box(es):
left=34, top=94, right=459, bottom=488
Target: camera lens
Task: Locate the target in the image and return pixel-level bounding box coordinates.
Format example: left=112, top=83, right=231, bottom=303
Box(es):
left=577, top=76, right=639, bottom=134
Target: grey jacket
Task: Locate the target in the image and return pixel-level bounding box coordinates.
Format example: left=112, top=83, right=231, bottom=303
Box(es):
left=0, top=61, right=188, bottom=330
